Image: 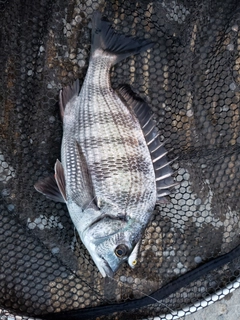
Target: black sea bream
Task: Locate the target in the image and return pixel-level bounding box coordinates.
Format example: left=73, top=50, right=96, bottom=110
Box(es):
left=35, top=12, right=175, bottom=277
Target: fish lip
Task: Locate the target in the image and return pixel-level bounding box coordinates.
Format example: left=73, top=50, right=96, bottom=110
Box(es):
left=101, top=258, right=114, bottom=278
left=83, top=240, right=115, bottom=278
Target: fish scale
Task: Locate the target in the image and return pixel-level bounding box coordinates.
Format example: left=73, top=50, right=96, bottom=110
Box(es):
left=34, top=12, right=175, bottom=277
left=73, top=58, right=156, bottom=215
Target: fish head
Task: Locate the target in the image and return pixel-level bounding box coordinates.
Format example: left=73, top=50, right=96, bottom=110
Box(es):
left=82, top=216, right=142, bottom=277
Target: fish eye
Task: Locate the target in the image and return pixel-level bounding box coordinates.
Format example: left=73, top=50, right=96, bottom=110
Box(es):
left=115, top=244, right=129, bottom=258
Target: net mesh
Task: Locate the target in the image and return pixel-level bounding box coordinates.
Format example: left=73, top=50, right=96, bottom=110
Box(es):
left=0, top=0, right=240, bottom=319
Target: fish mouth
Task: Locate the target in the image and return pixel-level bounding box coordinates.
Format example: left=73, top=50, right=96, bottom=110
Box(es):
left=89, top=253, right=114, bottom=278
left=99, top=258, right=114, bottom=278
left=83, top=238, right=115, bottom=277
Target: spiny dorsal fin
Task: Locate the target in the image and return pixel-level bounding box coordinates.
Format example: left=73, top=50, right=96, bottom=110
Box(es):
left=117, top=84, right=175, bottom=201
left=59, top=79, right=80, bottom=120
left=34, top=175, right=66, bottom=203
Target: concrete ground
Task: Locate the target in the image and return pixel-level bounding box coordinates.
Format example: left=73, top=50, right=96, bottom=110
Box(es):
left=179, top=287, right=240, bottom=320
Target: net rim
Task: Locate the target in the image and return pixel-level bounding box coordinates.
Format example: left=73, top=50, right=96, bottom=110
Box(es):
left=152, top=275, right=240, bottom=320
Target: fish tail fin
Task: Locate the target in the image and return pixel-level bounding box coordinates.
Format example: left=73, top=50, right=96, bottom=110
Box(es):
left=91, top=11, right=154, bottom=65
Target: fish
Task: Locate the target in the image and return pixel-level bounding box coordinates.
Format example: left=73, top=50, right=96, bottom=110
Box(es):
left=34, top=12, right=176, bottom=277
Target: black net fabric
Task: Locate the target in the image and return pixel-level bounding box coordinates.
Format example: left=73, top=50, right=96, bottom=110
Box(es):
left=0, top=0, right=240, bottom=319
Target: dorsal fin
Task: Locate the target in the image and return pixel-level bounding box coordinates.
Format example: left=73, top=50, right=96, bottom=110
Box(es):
left=117, top=84, right=175, bottom=201
left=59, top=79, right=80, bottom=120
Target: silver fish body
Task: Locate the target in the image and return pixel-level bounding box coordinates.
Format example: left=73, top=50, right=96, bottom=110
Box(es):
left=35, top=12, right=175, bottom=277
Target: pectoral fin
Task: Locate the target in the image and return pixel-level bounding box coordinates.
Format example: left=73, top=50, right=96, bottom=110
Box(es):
left=34, top=175, right=66, bottom=203
left=69, top=141, right=97, bottom=209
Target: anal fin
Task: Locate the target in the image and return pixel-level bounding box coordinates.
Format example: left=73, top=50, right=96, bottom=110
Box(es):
left=59, top=79, right=80, bottom=120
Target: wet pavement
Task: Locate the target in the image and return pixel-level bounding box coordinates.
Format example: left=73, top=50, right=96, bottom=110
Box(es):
left=180, top=287, right=240, bottom=320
